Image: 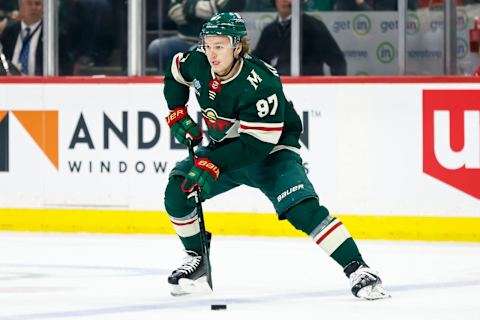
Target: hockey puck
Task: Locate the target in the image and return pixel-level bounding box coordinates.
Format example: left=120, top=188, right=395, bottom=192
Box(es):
left=211, top=304, right=227, bottom=310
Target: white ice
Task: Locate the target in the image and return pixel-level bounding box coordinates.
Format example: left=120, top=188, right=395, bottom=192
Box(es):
left=0, top=232, right=479, bottom=320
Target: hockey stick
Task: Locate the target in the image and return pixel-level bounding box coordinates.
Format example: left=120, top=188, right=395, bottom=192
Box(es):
left=187, top=139, right=213, bottom=291
left=0, top=53, right=10, bottom=76
left=0, top=43, right=11, bottom=76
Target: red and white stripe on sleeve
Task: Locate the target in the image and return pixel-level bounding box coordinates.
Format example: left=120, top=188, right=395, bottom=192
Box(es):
left=238, top=120, right=283, bottom=144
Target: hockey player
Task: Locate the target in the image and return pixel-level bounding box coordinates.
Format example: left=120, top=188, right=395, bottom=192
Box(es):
left=163, top=12, right=390, bottom=300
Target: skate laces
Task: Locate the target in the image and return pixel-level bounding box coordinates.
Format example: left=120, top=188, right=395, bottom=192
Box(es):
left=176, top=250, right=202, bottom=275
left=350, top=267, right=379, bottom=287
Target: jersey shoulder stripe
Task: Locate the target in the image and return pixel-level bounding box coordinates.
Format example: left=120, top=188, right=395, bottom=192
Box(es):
left=171, top=52, right=192, bottom=86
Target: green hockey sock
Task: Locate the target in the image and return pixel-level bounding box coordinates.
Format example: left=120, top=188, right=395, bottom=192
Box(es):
left=164, top=176, right=202, bottom=253
left=284, top=198, right=364, bottom=269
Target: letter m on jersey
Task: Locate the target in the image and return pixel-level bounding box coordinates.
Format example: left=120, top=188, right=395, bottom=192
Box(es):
left=247, top=69, right=262, bottom=90
left=423, top=90, right=480, bottom=199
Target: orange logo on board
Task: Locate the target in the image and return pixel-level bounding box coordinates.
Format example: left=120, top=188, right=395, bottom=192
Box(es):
left=0, top=110, right=58, bottom=171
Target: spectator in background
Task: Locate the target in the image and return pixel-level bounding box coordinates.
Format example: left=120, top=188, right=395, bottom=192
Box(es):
left=0, top=1, right=20, bottom=75
left=245, top=0, right=275, bottom=11
left=253, top=0, right=346, bottom=75
left=0, top=0, right=73, bottom=75
left=147, top=0, right=245, bottom=73
left=334, top=0, right=372, bottom=10
left=335, top=0, right=417, bottom=10
left=248, top=0, right=336, bottom=12
left=1, top=1, right=18, bottom=36
left=0, top=0, right=44, bottom=75
left=64, top=0, right=115, bottom=70
left=304, top=0, right=335, bottom=11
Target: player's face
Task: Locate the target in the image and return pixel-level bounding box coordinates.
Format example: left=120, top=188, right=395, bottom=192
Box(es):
left=203, top=35, right=235, bottom=75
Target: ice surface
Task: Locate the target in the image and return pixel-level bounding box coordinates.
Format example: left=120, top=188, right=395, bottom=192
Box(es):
left=0, top=232, right=478, bottom=320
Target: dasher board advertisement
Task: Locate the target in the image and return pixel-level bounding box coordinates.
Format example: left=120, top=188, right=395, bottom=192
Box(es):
left=0, top=78, right=479, bottom=219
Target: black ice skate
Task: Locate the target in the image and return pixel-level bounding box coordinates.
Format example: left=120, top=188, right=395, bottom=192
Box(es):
left=168, top=250, right=211, bottom=296
left=344, top=261, right=391, bottom=300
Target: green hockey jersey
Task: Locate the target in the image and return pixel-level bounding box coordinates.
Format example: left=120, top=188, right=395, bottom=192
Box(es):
left=164, top=48, right=303, bottom=173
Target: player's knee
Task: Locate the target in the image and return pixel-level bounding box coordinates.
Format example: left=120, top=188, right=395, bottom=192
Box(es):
left=284, top=198, right=330, bottom=234
left=164, top=175, right=195, bottom=218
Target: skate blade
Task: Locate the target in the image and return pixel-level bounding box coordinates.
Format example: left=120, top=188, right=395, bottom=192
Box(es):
left=170, top=276, right=212, bottom=297
left=356, top=284, right=392, bottom=300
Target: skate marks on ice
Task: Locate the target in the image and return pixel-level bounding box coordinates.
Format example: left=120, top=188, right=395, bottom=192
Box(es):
left=0, top=277, right=479, bottom=320
left=0, top=233, right=479, bottom=319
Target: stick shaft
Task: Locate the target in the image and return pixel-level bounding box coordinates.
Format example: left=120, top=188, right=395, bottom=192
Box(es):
left=187, top=141, right=213, bottom=290
left=0, top=53, right=11, bottom=76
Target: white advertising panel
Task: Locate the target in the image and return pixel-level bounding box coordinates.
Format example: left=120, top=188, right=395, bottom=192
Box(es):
left=0, top=79, right=479, bottom=218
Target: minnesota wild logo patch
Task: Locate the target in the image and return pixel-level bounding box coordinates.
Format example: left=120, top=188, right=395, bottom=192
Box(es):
left=202, top=108, right=237, bottom=142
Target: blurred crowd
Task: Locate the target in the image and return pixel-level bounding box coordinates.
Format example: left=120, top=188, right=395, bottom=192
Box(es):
left=0, top=0, right=122, bottom=75
left=1, top=0, right=479, bottom=76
